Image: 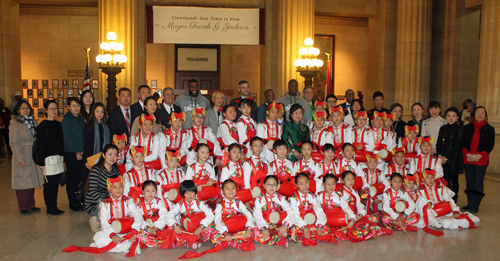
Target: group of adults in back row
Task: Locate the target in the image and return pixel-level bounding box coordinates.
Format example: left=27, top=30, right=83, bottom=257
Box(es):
left=10, top=79, right=494, bottom=218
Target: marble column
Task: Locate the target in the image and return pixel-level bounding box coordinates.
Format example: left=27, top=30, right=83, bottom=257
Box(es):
left=0, top=0, right=21, bottom=109
left=395, top=0, right=432, bottom=112
left=276, top=0, right=314, bottom=95
left=477, top=0, right=500, bottom=125
left=98, top=0, right=146, bottom=108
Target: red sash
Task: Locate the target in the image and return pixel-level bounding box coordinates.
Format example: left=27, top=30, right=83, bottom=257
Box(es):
left=164, top=128, right=185, bottom=151
left=140, top=198, right=160, bottom=222
left=136, top=132, right=154, bottom=154
left=190, top=126, right=206, bottom=149
left=265, top=120, right=279, bottom=142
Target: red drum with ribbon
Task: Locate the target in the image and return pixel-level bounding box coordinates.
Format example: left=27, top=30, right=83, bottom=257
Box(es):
left=222, top=215, right=247, bottom=233
left=111, top=217, right=134, bottom=234
left=304, top=212, right=317, bottom=225
left=128, top=187, right=142, bottom=201
left=167, top=189, right=183, bottom=204
left=277, top=182, right=298, bottom=197
left=145, top=159, right=162, bottom=170
left=197, top=185, right=218, bottom=201
left=433, top=202, right=453, bottom=217
left=326, top=212, right=348, bottom=227
left=353, top=176, right=363, bottom=190
left=394, top=200, right=408, bottom=213
left=378, top=149, right=392, bottom=162
left=263, top=211, right=287, bottom=226
left=234, top=189, right=253, bottom=203
left=335, top=183, right=343, bottom=191
left=181, top=212, right=207, bottom=233
left=309, top=179, right=317, bottom=194
left=251, top=185, right=265, bottom=198
left=369, top=182, right=385, bottom=196
left=179, top=155, right=187, bottom=166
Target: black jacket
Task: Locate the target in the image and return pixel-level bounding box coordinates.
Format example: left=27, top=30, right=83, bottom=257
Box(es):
left=462, top=121, right=495, bottom=154
left=155, top=102, right=182, bottom=129
left=35, top=120, right=64, bottom=166
left=437, top=122, right=464, bottom=161
left=108, top=106, right=140, bottom=139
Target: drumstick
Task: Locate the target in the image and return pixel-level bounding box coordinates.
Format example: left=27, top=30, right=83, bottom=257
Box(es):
left=181, top=231, right=194, bottom=235
left=398, top=218, right=408, bottom=237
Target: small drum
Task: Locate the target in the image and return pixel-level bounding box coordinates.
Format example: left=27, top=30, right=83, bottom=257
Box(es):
left=266, top=140, right=275, bottom=151
left=304, top=212, right=317, bottom=225
left=181, top=212, right=207, bottom=233
left=234, top=189, right=253, bottom=203
left=312, top=151, right=324, bottom=162
left=251, top=185, right=264, bottom=198
left=326, top=212, right=348, bottom=227
left=378, top=149, right=392, bottom=162
left=268, top=211, right=287, bottom=226
left=354, top=150, right=367, bottom=163
left=394, top=200, right=408, bottom=213
left=309, top=179, right=317, bottom=194
left=118, top=164, right=126, bottom=175
left=197, top=185, right=218, bottom=201
left=369, top=182, right=385, bottom=196
left=179, top=155, right=187, bottom=166
left=353, top=176, right=363, bottom=190
left=277, top=182, right=297, bottom=197
left=111, top=217, right=134, bottom=234
left=145, top=158, right=162, bottom=170
left=146, top=216, right=160, bottom=227
left=433, top=202, right=453, bottom=217
left=222, top=215, right=247, bottom=233
left=167, top=189, right=183, bottom=204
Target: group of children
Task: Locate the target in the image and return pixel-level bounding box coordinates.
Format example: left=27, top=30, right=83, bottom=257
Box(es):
left=64, top=100, right=480, bottom=258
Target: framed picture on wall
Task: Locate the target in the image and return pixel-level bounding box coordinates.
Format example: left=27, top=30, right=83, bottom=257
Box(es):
left=32, top=98, right=39, bottom=107
left=78, top=90, right=83, bottom=97
left=37, top=109, right=44, bottom=118
left=27, top=89, right=33, bottom=98
left=67, top=89, right=74, bottom=97
left=92, top=80, right=98, bottom=89
left=57, top=89, right=63, bottom=98
left=58, top=108, right=64, bottom=117
left=37, top=90, right=44, bottom=98
left=151, top=80, right=157, bottom=89
left=72, top=79, right=79, bottom=89
left=52, top=79, right=59, bottom=89
left=47, top=89, right=54, bottom=98
left=62, top=98, right=68, bottom=106
left=22, top=80, right=28, bottom=89
left=32, top=80, right=38, bottom=89
left=62, top=79, right=69, bottom=89
left=42, top=80, right=48, bottom=88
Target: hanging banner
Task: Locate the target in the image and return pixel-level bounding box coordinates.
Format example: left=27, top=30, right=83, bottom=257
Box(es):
left=147, top=6, right=264, bottom=45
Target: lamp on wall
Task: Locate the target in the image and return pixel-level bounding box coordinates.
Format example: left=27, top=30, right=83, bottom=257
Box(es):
left=294, top=37, right=323, bottom=88
left=96, top=31, right=127, bottom=111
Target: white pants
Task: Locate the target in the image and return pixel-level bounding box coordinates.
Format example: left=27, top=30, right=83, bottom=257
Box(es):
left=93, top=232, right=132, bottom=253
left=416, top=210, right=480, bottom=229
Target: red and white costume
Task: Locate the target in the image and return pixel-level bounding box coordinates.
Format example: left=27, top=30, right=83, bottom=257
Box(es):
left=185, top=161, right=216, bottom=185
left=219, top=161, right=245, bottom=188
left=384, top=162, right=410, bottom=179
left=218, top=119, right=239, bottom=147
left=156, top=168, right=185, bottom=210
left=242, top=155, right=270, bottom=189
left=136, top=197, right=169, bottom=230
left=409, top=153, right=444, bottom=182
left=289, top=191, right=327, bottom=228
left=160, top=127, right=190, bottom=157
left=185, top=125, right=223, bottom=166
left=253, top=193, right=294, bottom=229
left=399, top=137, right=421, bottom=154
left=214, top=198, right=255, bottom=234
left=123, top=165, right=156, bottom=200
left=352, top=126, right=375, bottom=152
left=315, top=160, right=340, bottom=192
left=257, top=119, right=283, bottom=162
left=317, top=190, right=356, bottom=222
left=371, top=127, right=394, bottom=153
left=126, top=132, right=160, bottom=171
left=310, top=127, right=334, bottom=151
left=327, top=123, right=353, bottom=151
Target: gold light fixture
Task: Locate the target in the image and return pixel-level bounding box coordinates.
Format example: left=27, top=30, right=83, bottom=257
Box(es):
left=294, top=37, right=324, bottom=88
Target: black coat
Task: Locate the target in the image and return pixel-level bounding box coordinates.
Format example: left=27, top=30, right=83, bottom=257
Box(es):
left=462, top=121, right=495, bottom=154
left=155, top=103, right=182, bottom=129
left=437, top=122, right=464, bottom=173
left=108, top=106, right=140, bottom=139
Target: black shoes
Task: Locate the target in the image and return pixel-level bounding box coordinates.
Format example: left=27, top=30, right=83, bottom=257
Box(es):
left=70, top=204, right=84, bottom=212
left=30, top=207, right=41, bottom=212
left=47, top=208, right=65, bottom=215
left=460, top=205, right=471, bottom=212
left=20, top=210, right=31, bottom=215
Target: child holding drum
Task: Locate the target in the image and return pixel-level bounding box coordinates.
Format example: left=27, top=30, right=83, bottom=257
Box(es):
left=315, top=144, right=340, bottom=193
left=363, top=153, right=387, bottom=213
left=243, top=137, right=270, bottom=193
left=219, top=143, right=254, bottom=207
left=156, top=150, right=185, bottom=210
left=123, top=146, right=156, bottom=203
left=288, top=173, right=327, bottom=245
left=292, top=141, right=318, bottom=193
left=253, top=175, right=294, bottom=247
left=165, top=180, right=216, bottom=249
left=212, top=180, right=255, bottom=249
left=409, top=136, right=445, bottom=187
left=236, top=99, right=259, bottom=158
left=126, top=114, right=161, bottom=172
left=184, top=143, right=218, bottom=209
left=136, top=181, right=169, bottom=248
left=381, top=173, right=419, bottom=232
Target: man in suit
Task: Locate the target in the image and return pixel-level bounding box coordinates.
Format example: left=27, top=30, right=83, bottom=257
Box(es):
left=109, top=88, right=140, bottom=139
left=205, top=91, right=225, bottom=136
left=130, top=84, right=151, bottom=121
left=229, top=80, right=258, bottom=122
left=256, top=89, right=275, bottom=123
left=339, top=89, right=354, bottom=113
left=155, top=87, right=181, bottom=129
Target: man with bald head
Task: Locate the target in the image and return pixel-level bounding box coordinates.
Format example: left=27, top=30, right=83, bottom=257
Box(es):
left=155, top=87, right=182, bottom=129
left=205, top=91, right=225, bottom=136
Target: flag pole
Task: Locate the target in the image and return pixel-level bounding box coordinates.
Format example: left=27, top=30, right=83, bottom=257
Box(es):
left=324, top=52, right=331, bottom=100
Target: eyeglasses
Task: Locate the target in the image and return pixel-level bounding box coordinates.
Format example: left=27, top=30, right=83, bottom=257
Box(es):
left=265, top=183, right=278, bottom=187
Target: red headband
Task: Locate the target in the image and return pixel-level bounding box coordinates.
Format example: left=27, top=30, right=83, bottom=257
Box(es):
left=423, top=169, right=436, bottom=177
left=130, top=146, right=147, bottom=157
left=139, top=114, right=155, bottom=125
left=314, top=101, right=325, bottom=108
left=113, top=134, right=127, bottom=145
left=329, top=106, right=343, bottom=115
left=371, top=111, right=385, bottom=120
left=355, top=111, right=367, bottom=119
left=405, top=125, right=419, bottom=135
left=107, top=176, right=124, bottom=188
left=384, top=113, right=394, bottom=120
left=392, top=147, right=406, bottom=155
left=267, top=101, right=283, bottom=110
left=419, top=136, right=433, bottom=145
left=171, top=112, right=186, bottom=122
left=193, top=107, right=205, bottom=116
left=366, top=153, right=379, bottom=162
left=406, top=174, right=418, bottom=183
left=314, top=111, right=326, bottom=121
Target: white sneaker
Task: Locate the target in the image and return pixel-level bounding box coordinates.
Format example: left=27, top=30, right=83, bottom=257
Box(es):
left=191, top=243, right=201, bottom=249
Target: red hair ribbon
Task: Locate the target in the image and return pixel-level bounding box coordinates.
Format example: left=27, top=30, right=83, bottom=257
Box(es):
left=384, top=113, right=394, bottom=120
left=193, top=107, right=206, bottom=117
left=171, top=112, right=186, bottom=122
left=418, top=136, right=433, bottom=145
left=267, top=101, right=282, bottom=110
left=234, top=100, right=241, bottom=103
left=113, top=134, right=127, bottom=145
left=139, top=114, right=155, bottom=125
left=166, top=150, right=181, bottom=160
left=405, top=174, right=419, bottom=185
left=314, top=101, right=325, bottom=108
left=329, top=106, right=342, bottom=115
left=392, top=147, right=406, bottom=155
left=130, top=146, right=147, bottom=157
left=422, top=169, right=436, bottom=178
left=355, top=111, right=367, bottom=119
left=107, top=176, right=124, bottom=188
left=247, top=97, right=254, bottom=101
left=314, top=111, right=326, bottom=121
left=371, top=111, right=385, bottom=120
left=365, top=153, right=379, bottom=162
left=405, top=125, right=419, bottom=135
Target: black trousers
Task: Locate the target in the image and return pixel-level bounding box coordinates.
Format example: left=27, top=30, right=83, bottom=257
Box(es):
left=65, top=152, right=84, bottom=206
left=442, top=161, right=460, bottom=198
left=43, top=174, right=61, bottom=210
left=463, top=163, right=488, bottom=193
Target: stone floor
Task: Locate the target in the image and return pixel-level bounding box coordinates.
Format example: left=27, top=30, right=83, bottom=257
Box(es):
left=1, top=155, right=499, bottom=261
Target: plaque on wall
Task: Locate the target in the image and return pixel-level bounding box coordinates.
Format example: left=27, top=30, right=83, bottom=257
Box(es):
left=177, top=48, right=218, bottom=71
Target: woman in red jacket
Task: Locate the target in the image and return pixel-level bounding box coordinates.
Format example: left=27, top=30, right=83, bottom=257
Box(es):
left=461, top=106, right=495, bottom=214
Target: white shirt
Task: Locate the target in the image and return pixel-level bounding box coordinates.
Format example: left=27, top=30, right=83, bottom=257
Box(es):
left=289, top=191, right=327, bottom=228
left=184, top=162, right=216, bottom=184
left=136, top=197, right=169, bottom=230
left=382, top=188, right=416, bottom=220
left=253, top=193, right=295, bottom=229
left=214, top=199, right=255, bottom=233
left=163, top=102, right=174, bottom=114
left=317, top=191, right=356, bottom=222
left=165, top=199, right=215, bottom=228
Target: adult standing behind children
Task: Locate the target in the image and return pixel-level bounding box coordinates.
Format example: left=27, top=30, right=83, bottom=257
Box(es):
left=174, top=79, right=211, bottom=129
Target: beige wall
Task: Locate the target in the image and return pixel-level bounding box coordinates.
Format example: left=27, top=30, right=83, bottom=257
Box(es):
left=19, top=13, right=99, bottom=120
left=315, top=17, right=369, bottom=103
